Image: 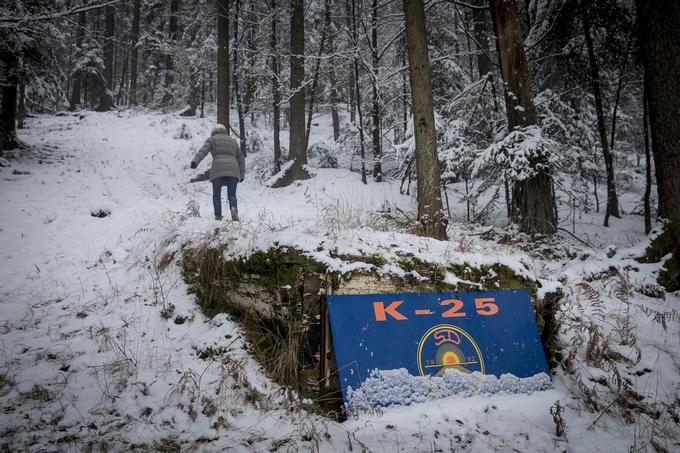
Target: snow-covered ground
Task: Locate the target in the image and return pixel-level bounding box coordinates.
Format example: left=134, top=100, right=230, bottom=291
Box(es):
left=0, top=110, right=678, bottom=452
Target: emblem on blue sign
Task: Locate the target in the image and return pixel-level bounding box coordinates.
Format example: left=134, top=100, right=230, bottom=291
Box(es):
left=326, top=289, right=550, bottom=407
left=417, top=324, right=484, bottom=377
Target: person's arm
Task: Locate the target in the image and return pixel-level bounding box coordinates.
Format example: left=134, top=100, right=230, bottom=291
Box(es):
left=191, top=138, right=212, bottom=168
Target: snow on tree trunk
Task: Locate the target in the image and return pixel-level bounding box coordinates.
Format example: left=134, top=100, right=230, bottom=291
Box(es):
left=490, top=0, right=556, bottom=235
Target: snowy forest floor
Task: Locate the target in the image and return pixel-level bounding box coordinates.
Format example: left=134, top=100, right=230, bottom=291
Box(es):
left=0, top=110, right=678, bottom=452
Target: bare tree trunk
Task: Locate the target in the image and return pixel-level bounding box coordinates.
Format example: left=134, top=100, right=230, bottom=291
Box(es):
left=69, top=10, right=87, bottom=110
left=217, top=0, right=230, bottom=130
left=200, top=70, right=206, bottom=118
left=352, top=0, right=367, bottom=184
left=582, top=8, right=620, bottom=226
left=490, top=0, right=556, bottom=234
left=289, top=0, right=306, bottom=169
left=401, top=35, right=408, bottom=141
left=272, top=0, right=308, bottom=186
left=271, top=0, right=282, bottom=173
left=17, top=83, right=25, bottom=129
left=345, top=0, right=356, bottom=123
left=471, top=0, right=493, bottom=78
left=403, top=0, right=447, bottom=240
left=327, top=23, right=341, bottom=141
left=245, top=4, right=256, bottom=124
left=116, top=46, right=129, bottom=105
left=129, top=0, right=141, bottom=105
left=162, top=0, right=179, bottom=105
left=97, top=5, right=115, bottom=111
left=0, top=51, right=18, bottom=152
left=464, top=8, right=475, bottom=80
left=637, top=0, right=680, bottom=290
left=305, top=0, right=332, bottom=149
left=643, top=84, right=652, bottom=235
left=234, top=0, right=247, bottom=156
left=371, top=0, right=382, bottom=182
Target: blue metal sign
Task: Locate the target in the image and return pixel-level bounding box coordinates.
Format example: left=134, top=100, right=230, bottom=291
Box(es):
left=326, top=289, right=549, bottom=404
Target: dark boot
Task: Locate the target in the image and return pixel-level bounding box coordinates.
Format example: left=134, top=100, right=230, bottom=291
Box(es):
left=230, top=207, right=239, bottom=221
left=215, top=214, right=223, bottom=220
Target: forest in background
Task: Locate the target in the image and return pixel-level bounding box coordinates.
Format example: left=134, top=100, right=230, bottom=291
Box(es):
left=1, top=0, right=678, bottom=288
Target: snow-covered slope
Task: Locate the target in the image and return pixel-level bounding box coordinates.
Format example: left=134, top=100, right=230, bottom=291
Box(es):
left=0, top=111, right=677, bottom=452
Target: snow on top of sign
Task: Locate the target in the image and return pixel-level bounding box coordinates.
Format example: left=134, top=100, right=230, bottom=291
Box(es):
left=347, top=369, right=552, bottom=409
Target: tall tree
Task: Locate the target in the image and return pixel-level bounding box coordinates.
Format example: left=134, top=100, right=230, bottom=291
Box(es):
left=216, top=0, right=230, bottom=130
left=271, top=0, right=282, bottom=173
left=305, top=0, right=332, bottom=149
left=273, top=0, right=309, bottom=186
left=129, top=0, right=141, bottom=106
left=0, top=50, right=18, bottom=151
left=244, top=5, right=256, bottom=123
left=582, top=6, right=620, bottom=226
left=370, top=0, right=382, bottom=182
left=69, top=9, right=87, bottom=110
left=289, top=0, right=307, bottom=174
left=403, top=0, right=447, bottom=240
left=642, top=87, right=652, bottom=235
left=345, top=0, right=356, bottom=124
left=490, top=0, right=556, bottom=234
left=352, top=0, right=368, bottom=184
left=471, top=0, right=493, bottom=78
left=97, top=5, right=115, bottom=111
left=162, top=0, right=180, bottom=105
left=637, top=0, right=680, bottom=289
left=327, top=17, right=341, bottom=142
left=234, top=0, right=247, bottom=156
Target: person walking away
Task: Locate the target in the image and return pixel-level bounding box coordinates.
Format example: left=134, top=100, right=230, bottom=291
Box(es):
left=190, top=124, right=245, bottom=220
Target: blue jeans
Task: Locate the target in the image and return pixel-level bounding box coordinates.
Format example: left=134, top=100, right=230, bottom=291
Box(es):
left=212, top=176, right=238, bottom=217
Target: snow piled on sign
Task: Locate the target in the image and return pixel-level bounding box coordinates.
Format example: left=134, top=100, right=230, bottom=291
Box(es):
left=347, top=369, right=552, bottom=408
